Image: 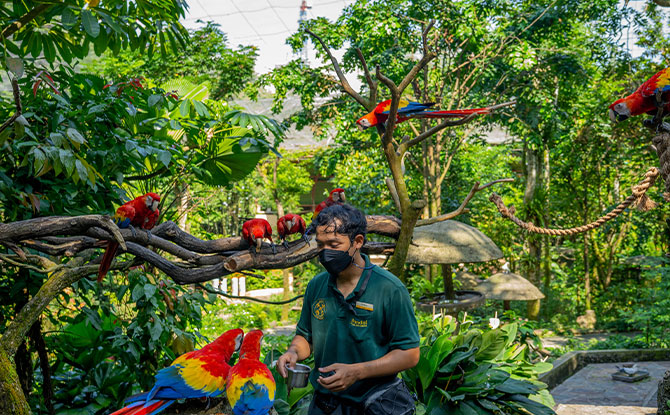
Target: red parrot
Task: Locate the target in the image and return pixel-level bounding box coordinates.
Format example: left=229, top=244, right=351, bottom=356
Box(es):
left=277, top=213, right=308, bottom=248
left=242, top=218, right=275, bottom=254
left=98, top=193, right=161, bottom=282
left=313, top=188, right=346, bottom=219
left=609, top=67, right=670, bottom=124
left=356, top=99, right=494, bottom=131
left=110, top=328, right=243, bottom=415
left=226, top=330, right=276, bottom=415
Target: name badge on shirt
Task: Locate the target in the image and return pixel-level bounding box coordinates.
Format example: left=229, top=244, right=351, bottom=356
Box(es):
left=355, top=301, right=374, bottom=311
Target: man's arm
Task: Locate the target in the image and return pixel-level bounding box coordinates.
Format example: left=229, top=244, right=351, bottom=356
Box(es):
left=317, top=347, right=420, bottom=392
left=277, top=335, right=312, bottom=378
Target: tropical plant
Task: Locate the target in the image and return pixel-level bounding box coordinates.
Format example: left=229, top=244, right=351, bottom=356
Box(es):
left=404, top=316, right=555, bottom=415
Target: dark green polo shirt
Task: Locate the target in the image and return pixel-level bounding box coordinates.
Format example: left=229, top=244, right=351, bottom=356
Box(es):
left=295, top=254, right=420, bottom=403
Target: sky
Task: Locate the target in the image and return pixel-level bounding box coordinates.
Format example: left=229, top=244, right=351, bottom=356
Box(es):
left=180, top=0, right=355, bottom=75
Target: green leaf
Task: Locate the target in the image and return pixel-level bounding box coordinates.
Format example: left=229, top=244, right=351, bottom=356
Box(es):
left=179, top=99, right=191, bottom=117
left=438, top=347, right=475, bottom=374
left=62, top=7, right=78, bottom=29
left=148, top=94, right=162, bottom=107
left=495, top=378, right=539, bottom=395
left=273, top=399, right=290, bottom=415
left=475, top=329, right=506, bottom=361
left=5, top=56, right=23, bottom=78
left=507, top=394, right=555, bottom=415
left=131, top=283, right=144, bottom=302
left=66, top=127, right=86, bottom=148
left=195, top=135, right=265, bottom=186
left=157, top=150, right=171, bottom=168
left=144, top=283, right=157, bottom=299
left=149, top=319, right=162, bottom=341
left=75, top=159, right=88, bottom=182
left=81, top=10, right=100, bottom=38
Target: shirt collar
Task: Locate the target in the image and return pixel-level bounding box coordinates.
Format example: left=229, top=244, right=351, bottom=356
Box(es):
left=327, top=253, right=373, bottom=297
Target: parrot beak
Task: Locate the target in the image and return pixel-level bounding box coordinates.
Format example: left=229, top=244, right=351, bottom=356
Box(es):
left=235, top=334, right=243, bottom=351
left=356, top=122, right=366, bottom=131
left=340, top=192, right=346, bottom=203
left=152, top=200, right=159, bottom=211
left=256, top=238, right=262, bottom=253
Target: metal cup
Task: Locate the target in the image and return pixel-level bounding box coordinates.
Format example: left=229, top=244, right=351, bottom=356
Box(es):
left=286, top=363, right=311, bottom=389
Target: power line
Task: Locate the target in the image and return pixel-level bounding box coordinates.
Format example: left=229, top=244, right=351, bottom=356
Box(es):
left=228, top=0, right=269, bottom=45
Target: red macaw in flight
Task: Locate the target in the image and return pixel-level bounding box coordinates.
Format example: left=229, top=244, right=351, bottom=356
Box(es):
left=609, top=67, right=670, bottom=126
left=226, top=330, right=276, bottom=415
left=98, top=193, right=161, bottom=282
left=277, top=213, right=308, bottom=248
left=356, top=99, right=494, bottom=131
left=110, top=328, right=243, bottom=415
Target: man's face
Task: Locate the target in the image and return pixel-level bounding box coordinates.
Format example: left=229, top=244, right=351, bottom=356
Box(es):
left=315, top=221, right=363, bottom=254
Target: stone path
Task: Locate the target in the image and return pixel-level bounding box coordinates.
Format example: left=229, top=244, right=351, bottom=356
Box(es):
left=552, top=361, right=670, bottom=415
left=542, top=332, right=641, bottom=349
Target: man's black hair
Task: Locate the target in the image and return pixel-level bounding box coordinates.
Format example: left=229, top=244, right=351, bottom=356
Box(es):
left=314, top=204, right=367, bottom=242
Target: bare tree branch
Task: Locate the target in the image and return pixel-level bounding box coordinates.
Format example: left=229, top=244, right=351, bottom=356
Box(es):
left=416, top=178, right=514, bottom=226
left=305, top=29, right=371, bottom=110
left=355, top=47, right=377, bottom=105
left=0, top=79, right=22, bottom=135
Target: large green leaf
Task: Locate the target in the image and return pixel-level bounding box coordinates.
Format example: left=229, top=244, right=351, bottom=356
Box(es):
left=195, top=130, right=265, bottom=186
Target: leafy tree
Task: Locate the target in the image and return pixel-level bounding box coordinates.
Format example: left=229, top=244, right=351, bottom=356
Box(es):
left=85, top=22, right=258, bottom=100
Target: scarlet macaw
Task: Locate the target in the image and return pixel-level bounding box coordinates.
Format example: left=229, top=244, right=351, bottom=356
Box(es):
left=226, top=330, right=276, bottom=415
left=356, top=99, right=494, bottom=131
left=313, top=188, right=345, bottom=220
left=304, top=188, right=346, bottom=238
left=609, top=67, right=670, bottom=125
left=242, top=218, right=275, bottom=254
left=277, top=213, right=308, bottom=248
left=110, top=328, right=244, bottom=415
left=98, top=193, right=161, bottom=282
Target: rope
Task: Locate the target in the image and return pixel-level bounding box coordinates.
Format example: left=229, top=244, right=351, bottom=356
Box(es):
left=196, top=283, right=304, bottom=305
left=489, top=167, right=660, bottom=236
left=652, top=132, right=670, bottom=200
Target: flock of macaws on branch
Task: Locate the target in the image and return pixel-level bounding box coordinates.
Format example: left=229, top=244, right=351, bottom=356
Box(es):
left=111, top=329, right=275, bottom=415
left=95, top=66, right=670, bottom=415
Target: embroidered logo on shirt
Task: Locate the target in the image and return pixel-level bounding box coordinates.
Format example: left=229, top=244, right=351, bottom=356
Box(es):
left=355, top=301, right=373, bottom=311
left=313, top=299, right=326, bottom=320
left=350, top=318, right=367, bottom=327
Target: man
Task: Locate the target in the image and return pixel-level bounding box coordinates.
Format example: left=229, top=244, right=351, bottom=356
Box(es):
left=277, top=204, right=420, bottom=414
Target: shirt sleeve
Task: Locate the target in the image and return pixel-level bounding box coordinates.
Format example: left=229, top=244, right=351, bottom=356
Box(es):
left=295, top=280, right=313, bottom=343
left=385, top=284, right=420, bottom=350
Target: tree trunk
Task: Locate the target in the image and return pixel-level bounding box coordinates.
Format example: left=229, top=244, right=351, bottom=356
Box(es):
left=177, top=180, right=190, bottom=232
left=387, top=201, right=425, bottom=282
left=0, top=346, right=31, bottom=415
left=442, top=264, right=455, bottom=300
left=523, top=144, right=542, bottom=318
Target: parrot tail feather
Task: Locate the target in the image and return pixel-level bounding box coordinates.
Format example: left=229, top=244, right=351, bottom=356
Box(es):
left=109, top=400, right=174, bottom=415
left=98, top=241, right=120, bottom=283
left=412, top=107, right=492, bottom=118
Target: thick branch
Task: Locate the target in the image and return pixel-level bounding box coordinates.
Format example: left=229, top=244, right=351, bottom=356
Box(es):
left=0, top=215, right=126, bottom=250
left=305, top=29, right=371, bottom=110
left=0, top=255, right=134, bottom=357
left=0, top=3, right=53, bottom=41
left=416, top=178, right=514, bottom=226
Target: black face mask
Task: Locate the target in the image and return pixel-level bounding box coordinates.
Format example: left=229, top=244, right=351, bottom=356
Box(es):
left=318, top=243, right=356, bottom=276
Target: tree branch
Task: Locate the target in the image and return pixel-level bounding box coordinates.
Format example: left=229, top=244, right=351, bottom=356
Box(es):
left=355, top=47, right=377, bottom=105
left=416, top=178, right=514, bottom=226
left=0, top=79, right=22, bottom=135
left=305, top=29, right=371, bottom=110
left=0, top=3, right=54, bottom=41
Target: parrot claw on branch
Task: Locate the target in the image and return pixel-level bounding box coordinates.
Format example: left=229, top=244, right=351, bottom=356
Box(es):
left=282, top=240, right=290, bottom=250
left=129, top=224, right=138, bottom=239
left=271, top=243, right=277, bottom=255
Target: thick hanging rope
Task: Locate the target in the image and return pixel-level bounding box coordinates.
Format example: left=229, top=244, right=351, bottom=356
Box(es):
left=489, top=167, right=659, bottom=236
left=652, top=131, right=670, bottom=200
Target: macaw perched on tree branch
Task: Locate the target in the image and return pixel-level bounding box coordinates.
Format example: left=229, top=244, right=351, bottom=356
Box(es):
left=277, top=213, right=307, bottom=248
left=242, top=218, right=275, bottom=254
left=609, top=67, right=670, bottom=127
left=313, top=188, right=345, bottom=219
left=356, top=98, right=495, bottom=131
left=226, top=330, right=275, bottom=415
left=110, top=328, right=243, bottom=415
left=98, top=192, right=161, bottom=282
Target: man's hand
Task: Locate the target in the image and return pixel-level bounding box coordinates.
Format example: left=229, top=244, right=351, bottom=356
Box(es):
left=317, top=363, right=362, bottom=392
left=277, top=350, right=298, bottom=378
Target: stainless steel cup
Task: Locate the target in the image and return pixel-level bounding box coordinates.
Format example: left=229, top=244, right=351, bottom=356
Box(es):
left=286, top=363, right=311, bottom=389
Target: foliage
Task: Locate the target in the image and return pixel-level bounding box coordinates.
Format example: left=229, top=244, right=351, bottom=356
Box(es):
left=33, top=269, right=212, bottom=414
left=0, top=0, right=188, bottom=68
left=405, top=316, right=554, bottom=415
left=84, top=22, right=257, bottom=100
